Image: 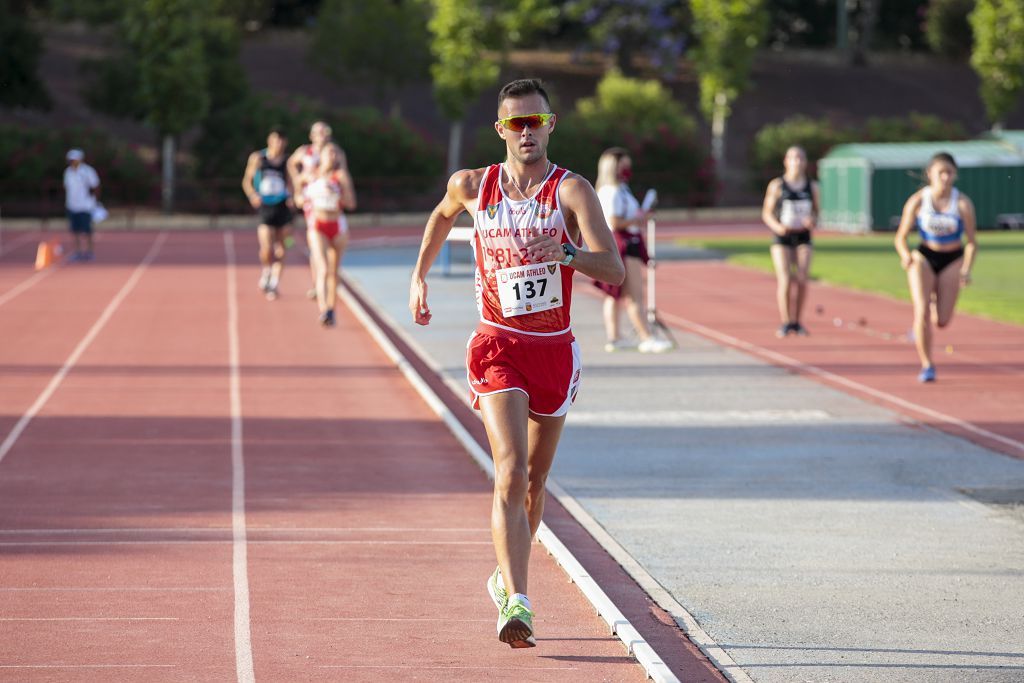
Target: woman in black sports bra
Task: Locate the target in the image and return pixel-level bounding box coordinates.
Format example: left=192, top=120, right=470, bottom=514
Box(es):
left=761, top=146, right=820, bottom=338
left=894, top=152, right=978, bottom=383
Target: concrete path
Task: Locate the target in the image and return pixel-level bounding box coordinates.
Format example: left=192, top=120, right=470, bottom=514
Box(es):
left=343, top=243, right=1024, bottom=683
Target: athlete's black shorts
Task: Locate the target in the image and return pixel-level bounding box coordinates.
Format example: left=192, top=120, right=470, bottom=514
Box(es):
left=773, top=229, right=812, bottom=248
left=259, top=201, right=292, bottom=229
left=917, top=244, right=964, bottom=274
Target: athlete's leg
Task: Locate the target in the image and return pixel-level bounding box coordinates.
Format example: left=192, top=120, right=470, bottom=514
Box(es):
left=770, top=244, right=795, bottom=325
left=621, top=256, right=653, bottom=340
left=793, top=243, right=813, bottom=325
left=324, top=237, right=342, bottom=312
left=907, top=251, right=937, bottom=369
left=479, top=391, right=532, bottom=598
left=933, top=256, right=964, bottom=328
left=269, top=226, right=286, bottom=286
left=602, top=296, right=620, bottom=344
left=307, top=228, right=330, bottom=313
left=256, top=225, right=274, bottom=269
left=524, top=412, right=566, bottom=537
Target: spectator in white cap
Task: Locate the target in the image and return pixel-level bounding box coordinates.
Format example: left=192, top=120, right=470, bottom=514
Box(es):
left=64, top=148, right=101, bottom=261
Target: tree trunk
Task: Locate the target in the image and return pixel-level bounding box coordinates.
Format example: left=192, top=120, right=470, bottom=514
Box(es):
left=446, top=119, right=463, bottom=176
left=710, top=91, right=728, bottom=178
left=161, top=134, right=175, bottom=214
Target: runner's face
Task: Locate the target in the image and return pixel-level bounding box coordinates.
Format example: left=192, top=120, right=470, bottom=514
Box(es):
left=496, top=94, right=554, bottom=166
left=319, top=146, right=338, bottom=173
left=617, top=157, right=633, bottom=182
left=784, top=148, right=806, bottom=175
left=267, top=133, right=285, bottom=156
left=927, top=160, right=956, bottom=192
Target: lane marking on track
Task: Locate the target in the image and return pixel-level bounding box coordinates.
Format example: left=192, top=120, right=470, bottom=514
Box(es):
left=659, top=310, right=1024, bottom=457
left=0, top=232, right=167, bottom=468
left=0, top=526, right=489, bottom=534
left=338, top=276, right=683, bottom=683
left=224, top=232, right=255, bottom=683
left=0, top=269, right=54, bottom=309
left=0, top=587, right=230, bottom=592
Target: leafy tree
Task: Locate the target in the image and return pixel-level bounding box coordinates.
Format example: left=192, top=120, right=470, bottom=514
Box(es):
left=311, top=0, right=431, bottom=119
left=0, top=1, right=51, bottom=110
left=970, top=0, right=1024, bottom=129
left=925, top=0, right=975, bottom=59
left=427, top=0, right=557, bottom=173
left=563, top=0, right=689, bottom=76
left=123, top=0, right=210, bottom=211
left=690, top=0, right=767, bottom=174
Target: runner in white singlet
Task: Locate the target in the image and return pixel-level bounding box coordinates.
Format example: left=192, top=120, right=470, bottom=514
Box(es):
left=409, top=79, right=624, bottom=649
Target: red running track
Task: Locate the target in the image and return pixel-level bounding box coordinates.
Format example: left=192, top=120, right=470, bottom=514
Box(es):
left=650, top=260, right=1024, bottom=460
left=0, top=230, right=717, bottom=681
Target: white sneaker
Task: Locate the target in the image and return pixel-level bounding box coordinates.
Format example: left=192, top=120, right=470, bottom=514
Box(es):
left=638, top=337, right=673, bottom=353
left=604, top=339, right=636, bottom=353
left=257, top=271, right=271, bottom=292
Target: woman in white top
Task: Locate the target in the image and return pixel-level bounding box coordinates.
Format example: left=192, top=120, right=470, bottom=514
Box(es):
left=295, top=144, right=357, bottom=327
left=593, top=148, right=671, bottom=353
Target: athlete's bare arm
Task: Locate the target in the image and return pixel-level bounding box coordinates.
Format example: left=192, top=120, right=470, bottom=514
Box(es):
left=761, top=178, right=786, bottom=236
left=409, top=169, right=485, bottom=326
left=959, top=193, right=978, bottom=284
left=334, top=148, right=357, bottom=211
left=808, top=181, right=822, bottom=229
left=242, top=152, right=262, bottom=209
left=894, top=190, right=924, bottom=270
left=533, top=173, right=623, bottom=286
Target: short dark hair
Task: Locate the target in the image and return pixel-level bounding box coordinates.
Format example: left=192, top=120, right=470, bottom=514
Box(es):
left=497, top=79, right=551, bottom=114
left=928, top=151, right=957, bottom=170
left=269, top=126, right=287, bottom=139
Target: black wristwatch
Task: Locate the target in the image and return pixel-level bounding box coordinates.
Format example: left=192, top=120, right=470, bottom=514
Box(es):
left=560, top=242, right=577, bottom=266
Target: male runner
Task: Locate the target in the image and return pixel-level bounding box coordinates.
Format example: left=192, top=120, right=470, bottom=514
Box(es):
left=242, top=127, right=293, bottom=300
left=409, top=79, right=624, bottom=648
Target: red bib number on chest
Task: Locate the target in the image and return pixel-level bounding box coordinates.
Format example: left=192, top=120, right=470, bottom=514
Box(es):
left=495, top=262, right=563, bottom=317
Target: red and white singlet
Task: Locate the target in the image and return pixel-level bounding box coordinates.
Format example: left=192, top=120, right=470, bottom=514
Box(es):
left=304, top=172, right=348, bottom=238
left=473, top=163, right=578, bottom=336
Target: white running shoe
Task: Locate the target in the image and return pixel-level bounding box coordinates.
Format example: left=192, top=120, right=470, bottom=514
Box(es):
left=257, top=271, right=271, bottom=292
left=604, top=339, right=636, bottom=353
left=638, top=337, right=673, bottom=353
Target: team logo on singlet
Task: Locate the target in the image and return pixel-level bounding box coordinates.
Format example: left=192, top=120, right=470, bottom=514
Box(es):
left=486, top=203, right=500, bottom=220
left=536, top=202, right=553, bottom=220
left=547, top=264, right=557, bottom=275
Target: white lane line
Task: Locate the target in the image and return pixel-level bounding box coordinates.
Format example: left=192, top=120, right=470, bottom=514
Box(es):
left=569, top=409, right=831, bottom=426
left=0, top=268, right=54, bottom=309
left=312, top=617, right=493, bottom=622
left=224, top=232, right=255, bottom=683
left=338, top=276, right=681, bottom=683
left=0, top=617, right=177, bottom=621
left=660, top=310, right=1024, bottom=457
left=0, top=233, right=167, bottom=468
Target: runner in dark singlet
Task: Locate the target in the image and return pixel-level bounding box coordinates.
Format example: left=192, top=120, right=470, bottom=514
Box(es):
left=242, top=127, right=293, bottom=300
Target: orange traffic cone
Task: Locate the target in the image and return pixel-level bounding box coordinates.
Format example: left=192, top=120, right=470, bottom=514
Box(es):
left=34, top=240, right=58, bottom=270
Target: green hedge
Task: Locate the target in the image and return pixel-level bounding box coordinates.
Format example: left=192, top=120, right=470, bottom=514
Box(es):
left=467, top=71, right=716, bottom=207
left=751, top=113, right=969, bottom=189
left=0, top=124, right=152, bottom=214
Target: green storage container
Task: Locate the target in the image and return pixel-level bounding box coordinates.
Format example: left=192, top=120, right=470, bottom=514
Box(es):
left=819, top=141, right=1024, bottom=232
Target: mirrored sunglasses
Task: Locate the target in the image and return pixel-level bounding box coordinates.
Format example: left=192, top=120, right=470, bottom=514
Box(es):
left=497, top=112, right=555, bottom=132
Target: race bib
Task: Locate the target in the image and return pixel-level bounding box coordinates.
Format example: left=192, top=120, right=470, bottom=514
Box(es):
left=780, top=198, right=813, bottom=228
left=258, top=174, right=286, bottom=197
left=495, top=262, right=563, bottom=318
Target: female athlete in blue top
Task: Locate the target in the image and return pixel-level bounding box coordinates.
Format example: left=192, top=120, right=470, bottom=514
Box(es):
left=894, top=152, right=978, bottom=383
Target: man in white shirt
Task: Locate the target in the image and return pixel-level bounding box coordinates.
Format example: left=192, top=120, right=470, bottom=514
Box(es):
left=64, top=148, right=101, bottom=261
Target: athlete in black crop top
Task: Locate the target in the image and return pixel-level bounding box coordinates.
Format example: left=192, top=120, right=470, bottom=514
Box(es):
left=762, top=146, right=820, bottom=338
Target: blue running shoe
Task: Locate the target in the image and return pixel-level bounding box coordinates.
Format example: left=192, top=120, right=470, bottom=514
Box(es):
left=918, top=366, right=936, bottom=383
